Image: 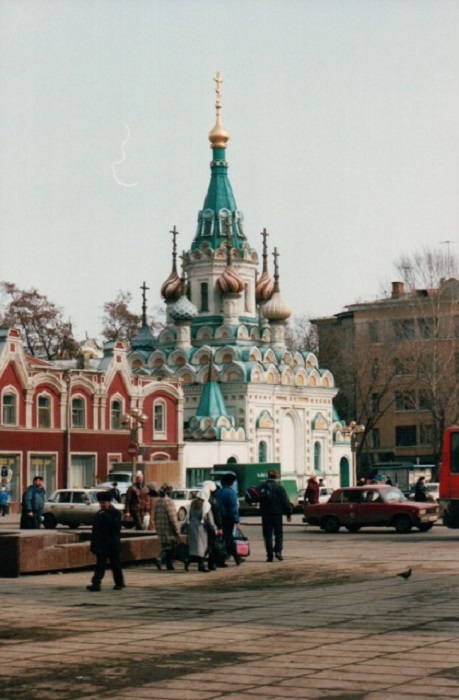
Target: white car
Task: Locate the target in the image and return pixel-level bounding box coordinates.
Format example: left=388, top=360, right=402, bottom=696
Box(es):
left=43, top=489, right=125, bottom=529
left=169, top=488, right=200, bottom=521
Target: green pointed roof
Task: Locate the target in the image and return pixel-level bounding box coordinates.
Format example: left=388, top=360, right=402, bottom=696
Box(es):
left=191, top=74, right=247, bottom=253
left=196, top=378, right=229, bottom=420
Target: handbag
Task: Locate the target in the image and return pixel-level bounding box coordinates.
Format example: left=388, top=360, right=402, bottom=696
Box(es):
left=171, top=537, right=189, bottom=562
left=211, top=534, right=228, bottom=564
left=233, top=528, right=250, bottom=558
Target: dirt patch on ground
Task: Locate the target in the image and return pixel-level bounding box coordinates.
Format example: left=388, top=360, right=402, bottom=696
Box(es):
left=1, top=650, right=260, bottom=699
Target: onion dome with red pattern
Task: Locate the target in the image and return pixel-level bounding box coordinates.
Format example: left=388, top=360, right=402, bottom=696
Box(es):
left=255, top=228, right=274, bottom=302
left=217, top=264, right=246, bottom=295
left=262, top=246, right=291, bottom=321
left=160, top=270, right=181, bottom=303
left=161, top=225, right=182, bottom=302
left=256, top=270, right=275, bottom=302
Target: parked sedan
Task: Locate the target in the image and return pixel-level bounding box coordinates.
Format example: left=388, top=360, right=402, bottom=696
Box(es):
left=43, top=489, right=124, bottom=529
left=303, top=485, right=439, bottom=534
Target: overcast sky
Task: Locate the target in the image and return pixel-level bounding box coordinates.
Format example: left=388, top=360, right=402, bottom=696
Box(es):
left=1, top=0, right=458, bottom=340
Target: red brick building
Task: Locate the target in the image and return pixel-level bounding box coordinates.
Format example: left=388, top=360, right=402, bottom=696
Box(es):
left=0, top=328, right=183, bottom=510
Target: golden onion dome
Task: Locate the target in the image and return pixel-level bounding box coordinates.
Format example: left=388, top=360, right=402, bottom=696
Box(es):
left=209, top=71, right=229, bottom=149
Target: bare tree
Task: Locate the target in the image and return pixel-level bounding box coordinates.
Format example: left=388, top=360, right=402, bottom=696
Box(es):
left=285, top=315, right=318, bottom=353
left=0, top=282, right=79, bottom=360
left=101, top=291, right=141, bottom=343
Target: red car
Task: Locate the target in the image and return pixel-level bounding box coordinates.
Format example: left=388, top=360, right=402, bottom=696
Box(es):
left=303, top=485, right=439, bottom=534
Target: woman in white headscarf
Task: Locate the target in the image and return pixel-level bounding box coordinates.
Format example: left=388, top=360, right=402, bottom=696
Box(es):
left=186, top=487, right=217, bottom=572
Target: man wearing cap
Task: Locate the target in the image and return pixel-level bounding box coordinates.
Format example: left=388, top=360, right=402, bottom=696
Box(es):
left=125, top=471, right=149, bottom=530
left=87, top=492, right=124, bottom=592
left=260, top=469, right=293, bottom=562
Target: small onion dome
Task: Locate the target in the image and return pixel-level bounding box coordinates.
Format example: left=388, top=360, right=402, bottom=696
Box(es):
left=209, top=122, right=229, bottom=149
left=217, top=265, right=246, bottom=294
left=161, top=270, right=181, bottom=303
left=262, top=291, right=292, bottom=321
left=131, top=325, right=155, bottom=352
left=170, top=295, right=198, bottom=322
left=256, top=270, right=275, bottom=302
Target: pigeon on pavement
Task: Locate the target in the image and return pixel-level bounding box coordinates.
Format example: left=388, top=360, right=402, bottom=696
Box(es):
left=397, top=568, right=412, bottom=579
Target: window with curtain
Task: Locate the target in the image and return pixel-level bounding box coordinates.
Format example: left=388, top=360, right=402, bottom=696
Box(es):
left=154, top=400, right=165, bottom=434
left=38, top=395, right=51, bottom=428
left=2, top=393, right=17, bottom=425
left=111, top=400, right=122, bottom=429
left=72, top=397, right=85, bottom=428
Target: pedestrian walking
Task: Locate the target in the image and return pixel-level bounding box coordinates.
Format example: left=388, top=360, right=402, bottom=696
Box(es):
left=304, top=475, right=320, bottom=505
left=185, top=488, right=218, bottom=573
left=20, top=476, right=46, bottom=529
left=259, top=469, right=292, bottom=562
left=213, top=473, right=244, bottom=566
left=125, top=471, right=149, bottom=530
left=414, top=476, right=427, bottom=502
left=154, top=484, right=180, bottom=570
left=0, top=487, right=9, bottom=516
left=87, top=492, right=124, bottom=592
left=202, top=480, right=224, bottom=570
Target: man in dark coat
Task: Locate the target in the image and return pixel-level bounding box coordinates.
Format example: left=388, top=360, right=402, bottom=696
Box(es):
left=259, top=469, right=293, bottom=562
left=125, top=471, right=149, bottom=530
left=20, top=476, right=46, bottom=529
left=87, top=492, right=124, bottom=591
left=414, top=476, right=427, bottom=502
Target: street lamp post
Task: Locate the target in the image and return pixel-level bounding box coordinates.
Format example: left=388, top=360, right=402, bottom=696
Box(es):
left=120, top=408, right=148, bottom=478
left=63, top=371, right=73, bottom=489
left=343, top=421, right=365, bottom=486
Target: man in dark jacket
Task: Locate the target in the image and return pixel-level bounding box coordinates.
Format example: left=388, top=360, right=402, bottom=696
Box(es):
left=414, top=476, right=427, bottom=502
left=260, top=469, right=292, bottom=562
left=125, top=471, right=149, bottom=530
left=87, top=492, right=124, bottom=591
left=20, top=476, right=46, bottom=529
left=214, top=473, right=244, bottom=566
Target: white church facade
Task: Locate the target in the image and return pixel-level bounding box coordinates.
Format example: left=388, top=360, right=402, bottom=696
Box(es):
left=129, top=74, right=352, bottom=491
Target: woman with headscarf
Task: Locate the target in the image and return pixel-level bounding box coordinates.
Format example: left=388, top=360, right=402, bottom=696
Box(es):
left=185, top=487, right=217, bottom=572
left=202, top=480, right=224, bottom=570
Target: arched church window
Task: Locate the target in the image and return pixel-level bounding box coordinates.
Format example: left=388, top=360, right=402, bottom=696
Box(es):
left=258, top=441, right=268, bottom=462
left=200, top=283, right=209, bottom=312
left=314, top=442, right=321, bottom=472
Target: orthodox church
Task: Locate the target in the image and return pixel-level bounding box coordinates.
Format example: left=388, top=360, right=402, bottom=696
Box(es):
left=130, top=74, right=351, bottom=490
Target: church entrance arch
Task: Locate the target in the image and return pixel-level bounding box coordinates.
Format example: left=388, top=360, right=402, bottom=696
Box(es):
left=340, top=457, right=350, bottom=487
